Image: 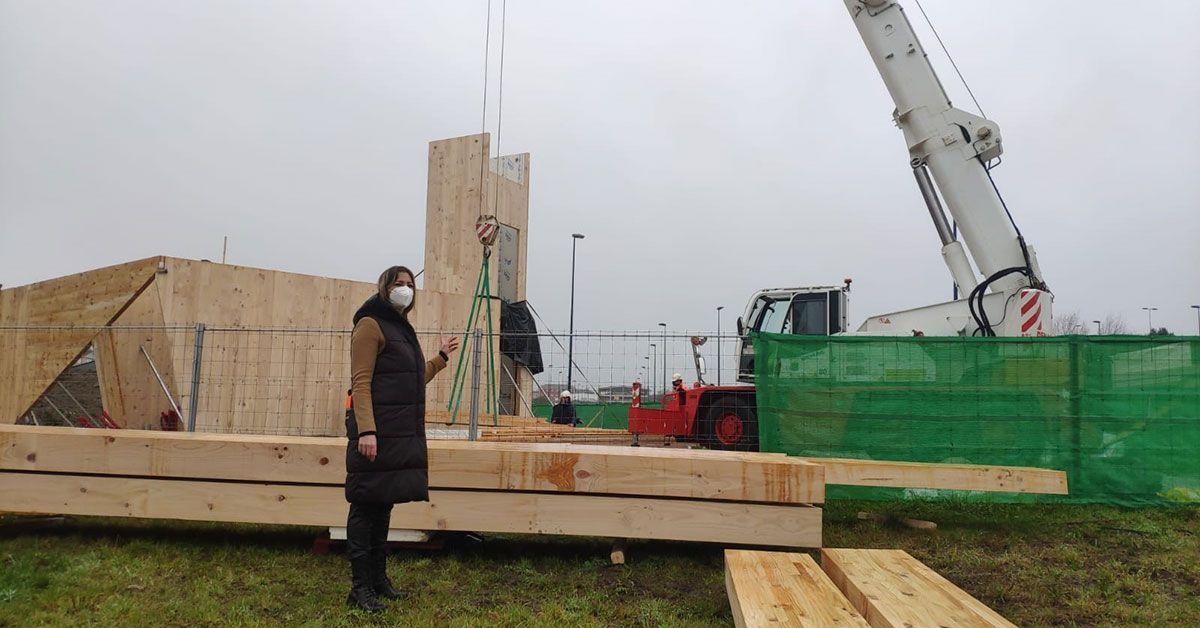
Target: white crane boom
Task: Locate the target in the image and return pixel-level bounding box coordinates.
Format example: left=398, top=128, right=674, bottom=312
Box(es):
left=844, top=0, right=1051, bottom=336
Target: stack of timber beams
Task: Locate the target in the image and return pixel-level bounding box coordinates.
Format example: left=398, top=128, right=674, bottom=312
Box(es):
left=725, top=549, right=1016, bottom=627
left=0, top=425, right=824, bottom=547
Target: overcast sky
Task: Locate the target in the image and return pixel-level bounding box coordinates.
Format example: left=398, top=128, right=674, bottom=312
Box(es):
left=2, top=0, right=1198, bottom=337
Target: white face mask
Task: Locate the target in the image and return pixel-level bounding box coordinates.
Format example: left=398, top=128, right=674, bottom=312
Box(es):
left=389, top=285, right=413, bottom=309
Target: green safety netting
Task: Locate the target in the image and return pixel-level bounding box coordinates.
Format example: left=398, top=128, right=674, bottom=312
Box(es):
left=753, top=333, right=1200, bottom=506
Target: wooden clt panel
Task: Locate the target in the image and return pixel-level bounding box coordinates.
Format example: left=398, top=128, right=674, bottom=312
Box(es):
left=820, top=549, right=1015, bottom=628
left=0, top=472, right=822, bottom=548
left=423, top=133, right=530, bottom=301
left=0, top=425, right=825, bottom=504
left=0, top=256, right=162, bottom=422
left=94, top=282, right=180, bottom=430
left=725, top=550, right=869, bottom=628
left=803, top=457, right=1068, bottom=495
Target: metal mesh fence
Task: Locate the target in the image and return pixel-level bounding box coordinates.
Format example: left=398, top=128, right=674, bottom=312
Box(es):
left=5, top=325, right=743, bottom=441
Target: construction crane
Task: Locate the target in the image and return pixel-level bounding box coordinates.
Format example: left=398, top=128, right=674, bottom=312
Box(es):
left=629, top=0, right=1054, bottom=450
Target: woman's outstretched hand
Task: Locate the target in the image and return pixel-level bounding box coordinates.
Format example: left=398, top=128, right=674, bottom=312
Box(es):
left=440, top=335, right=460, bottom=356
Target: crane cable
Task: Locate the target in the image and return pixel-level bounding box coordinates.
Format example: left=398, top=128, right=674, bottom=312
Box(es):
left=476, top=0, right=493, bottom=221
left=477, top=0, right=510, bottom=222
left=914, top=0, right=1050, bottom=335
left=912, top=0, right=986, bottom=119
left=491, top=0, right=509, bottom=217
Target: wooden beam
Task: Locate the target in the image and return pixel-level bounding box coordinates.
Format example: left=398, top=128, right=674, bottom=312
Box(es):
left=725, top=549, right=869, bottom=628
left=802, top=457, right=1068, bottom=495
left=0, top=472, right=822, bottom=547
left=610, top=539, right=627, bottom=565
left=0, top=425, right=825, bottom=504
left=820, top=549, right=1015, bottom=628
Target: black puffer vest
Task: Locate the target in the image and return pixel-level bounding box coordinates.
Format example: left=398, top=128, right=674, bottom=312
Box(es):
left=345, top=295, right=429, bottom=505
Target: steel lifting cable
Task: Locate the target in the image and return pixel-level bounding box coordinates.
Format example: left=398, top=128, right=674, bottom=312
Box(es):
left=490, top=0, right=508, bottom=216
left=477, top=0, right=493, bottom=221
left=912, top=0, right=986, bottom=118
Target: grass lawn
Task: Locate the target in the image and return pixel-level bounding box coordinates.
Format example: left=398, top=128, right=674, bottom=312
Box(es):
left=1, top=501, right=1197, bottom=626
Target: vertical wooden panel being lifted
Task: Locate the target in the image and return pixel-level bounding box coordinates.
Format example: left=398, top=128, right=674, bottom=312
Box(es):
left=0, top=257, right=161, bottom=422
left=423, top=133, right=533, bottom=417
left=424, top=133, right=531, bottom=300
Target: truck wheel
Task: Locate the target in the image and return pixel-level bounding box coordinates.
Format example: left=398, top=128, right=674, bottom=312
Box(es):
left=702, top=395, right=759, bottom=452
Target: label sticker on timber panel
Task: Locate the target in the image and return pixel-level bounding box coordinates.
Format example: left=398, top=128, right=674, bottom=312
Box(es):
left=489, top=155, right=525, bottom=185
left=497, top=224, right=519, bottom=305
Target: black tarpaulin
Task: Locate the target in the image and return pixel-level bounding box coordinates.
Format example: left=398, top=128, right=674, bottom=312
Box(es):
left=500, top=300, right=544, bottom=375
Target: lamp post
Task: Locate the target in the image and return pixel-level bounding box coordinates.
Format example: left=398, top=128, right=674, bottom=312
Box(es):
left=1141, top=306, right=1158, bottom=333
left=566, top=233, right=585, bottom=392
left=641, top=359, right=648, bottom=391
left=1192, top=305, right=1200, bottom=335
left=649, top=345, right=657, bottom=400
left=1092, top=320, right=1102, bottom=335
left=716, top=306, right=725, bottom=385
left=658, top=322, right=667, bottom=394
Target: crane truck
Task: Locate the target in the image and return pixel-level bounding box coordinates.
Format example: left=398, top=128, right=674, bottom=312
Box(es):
left=628, top=0, right=1053, bottom=450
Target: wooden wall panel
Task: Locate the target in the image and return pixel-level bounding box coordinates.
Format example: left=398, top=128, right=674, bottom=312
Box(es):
left=0, top=257, right=161, bottom=422
left=423, top=134, right=533, bottom=417
left=422, top=133, right=530, bottom=302
left=93, top=282, right=179, bottom=429
left=153, top=258, right=499, bottom=435
left=423, top=133, right=487, bottom=297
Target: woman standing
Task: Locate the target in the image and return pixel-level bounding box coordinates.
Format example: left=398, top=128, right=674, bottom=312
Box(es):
left=344, top=265, right=458, bottom=612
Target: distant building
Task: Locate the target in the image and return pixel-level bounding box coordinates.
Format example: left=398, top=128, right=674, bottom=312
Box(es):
left=597, top=385, right=635, bottom=404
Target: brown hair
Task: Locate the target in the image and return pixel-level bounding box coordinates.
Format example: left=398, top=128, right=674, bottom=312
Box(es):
left=376, top=265, right=417, bottom=317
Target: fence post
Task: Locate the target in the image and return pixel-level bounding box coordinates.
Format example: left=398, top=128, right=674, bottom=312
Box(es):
left=1068, top=335, right=1083, bottom=489
left=187, top=323, right=206, bottom=432
left=469, top=328, right=482, bottom=442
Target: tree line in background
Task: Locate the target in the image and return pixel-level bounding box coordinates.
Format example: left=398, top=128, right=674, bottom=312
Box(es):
left=1053, top=311, right=1177, bottom=336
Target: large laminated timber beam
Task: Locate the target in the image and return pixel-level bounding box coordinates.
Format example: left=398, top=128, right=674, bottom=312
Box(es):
left=0, top=425, right=825, bottom=504
left=820, top=549, right=1015, bottom=627
left=0, top=472, right=821, bottom=547
left=802, top=457, right=1067, bottom=495
left=725, top=550, right=869, bottom=628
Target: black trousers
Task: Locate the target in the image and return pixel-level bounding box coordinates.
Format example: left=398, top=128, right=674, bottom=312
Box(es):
left=346, top=502, right=394, bottom=561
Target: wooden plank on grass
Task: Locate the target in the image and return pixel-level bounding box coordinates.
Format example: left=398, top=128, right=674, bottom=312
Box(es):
left=0, top=471, right=822, bottom=547
left=802, top=457, right=1067, bottom=495
left=820, top=549, right=1015, bottom=627
left=0, top=425, right=824, bottom=504
left=725, top=550, right=869, bottom=628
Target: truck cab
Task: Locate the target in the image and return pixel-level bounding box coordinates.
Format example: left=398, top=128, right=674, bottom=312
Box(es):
left=736, top=283, right=850, bottom=381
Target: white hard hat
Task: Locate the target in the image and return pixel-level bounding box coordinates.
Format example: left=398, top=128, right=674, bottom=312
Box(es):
left=560, top=390, right=571, bottom=399
left=672, top=373, right=683, bottom=382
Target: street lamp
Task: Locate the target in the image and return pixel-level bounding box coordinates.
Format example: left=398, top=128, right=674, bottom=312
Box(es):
left=566, top=233, right=585, bottom=392
left=716, top=306, right=725, bottom=385
left=649, top=345, right=657, bottom=400
left=1141, top=306, right=1158, bottom=333
left=658, top=322, right=667, bottom=394
left=1192, top=305, right=1200, bottom=335
left=1092, top=320, right=1102, bottom=335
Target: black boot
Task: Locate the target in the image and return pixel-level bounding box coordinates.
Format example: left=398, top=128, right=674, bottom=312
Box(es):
left=346, top=557, right=384, bottom=613
left=371, top=550, right=404, bottom=600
